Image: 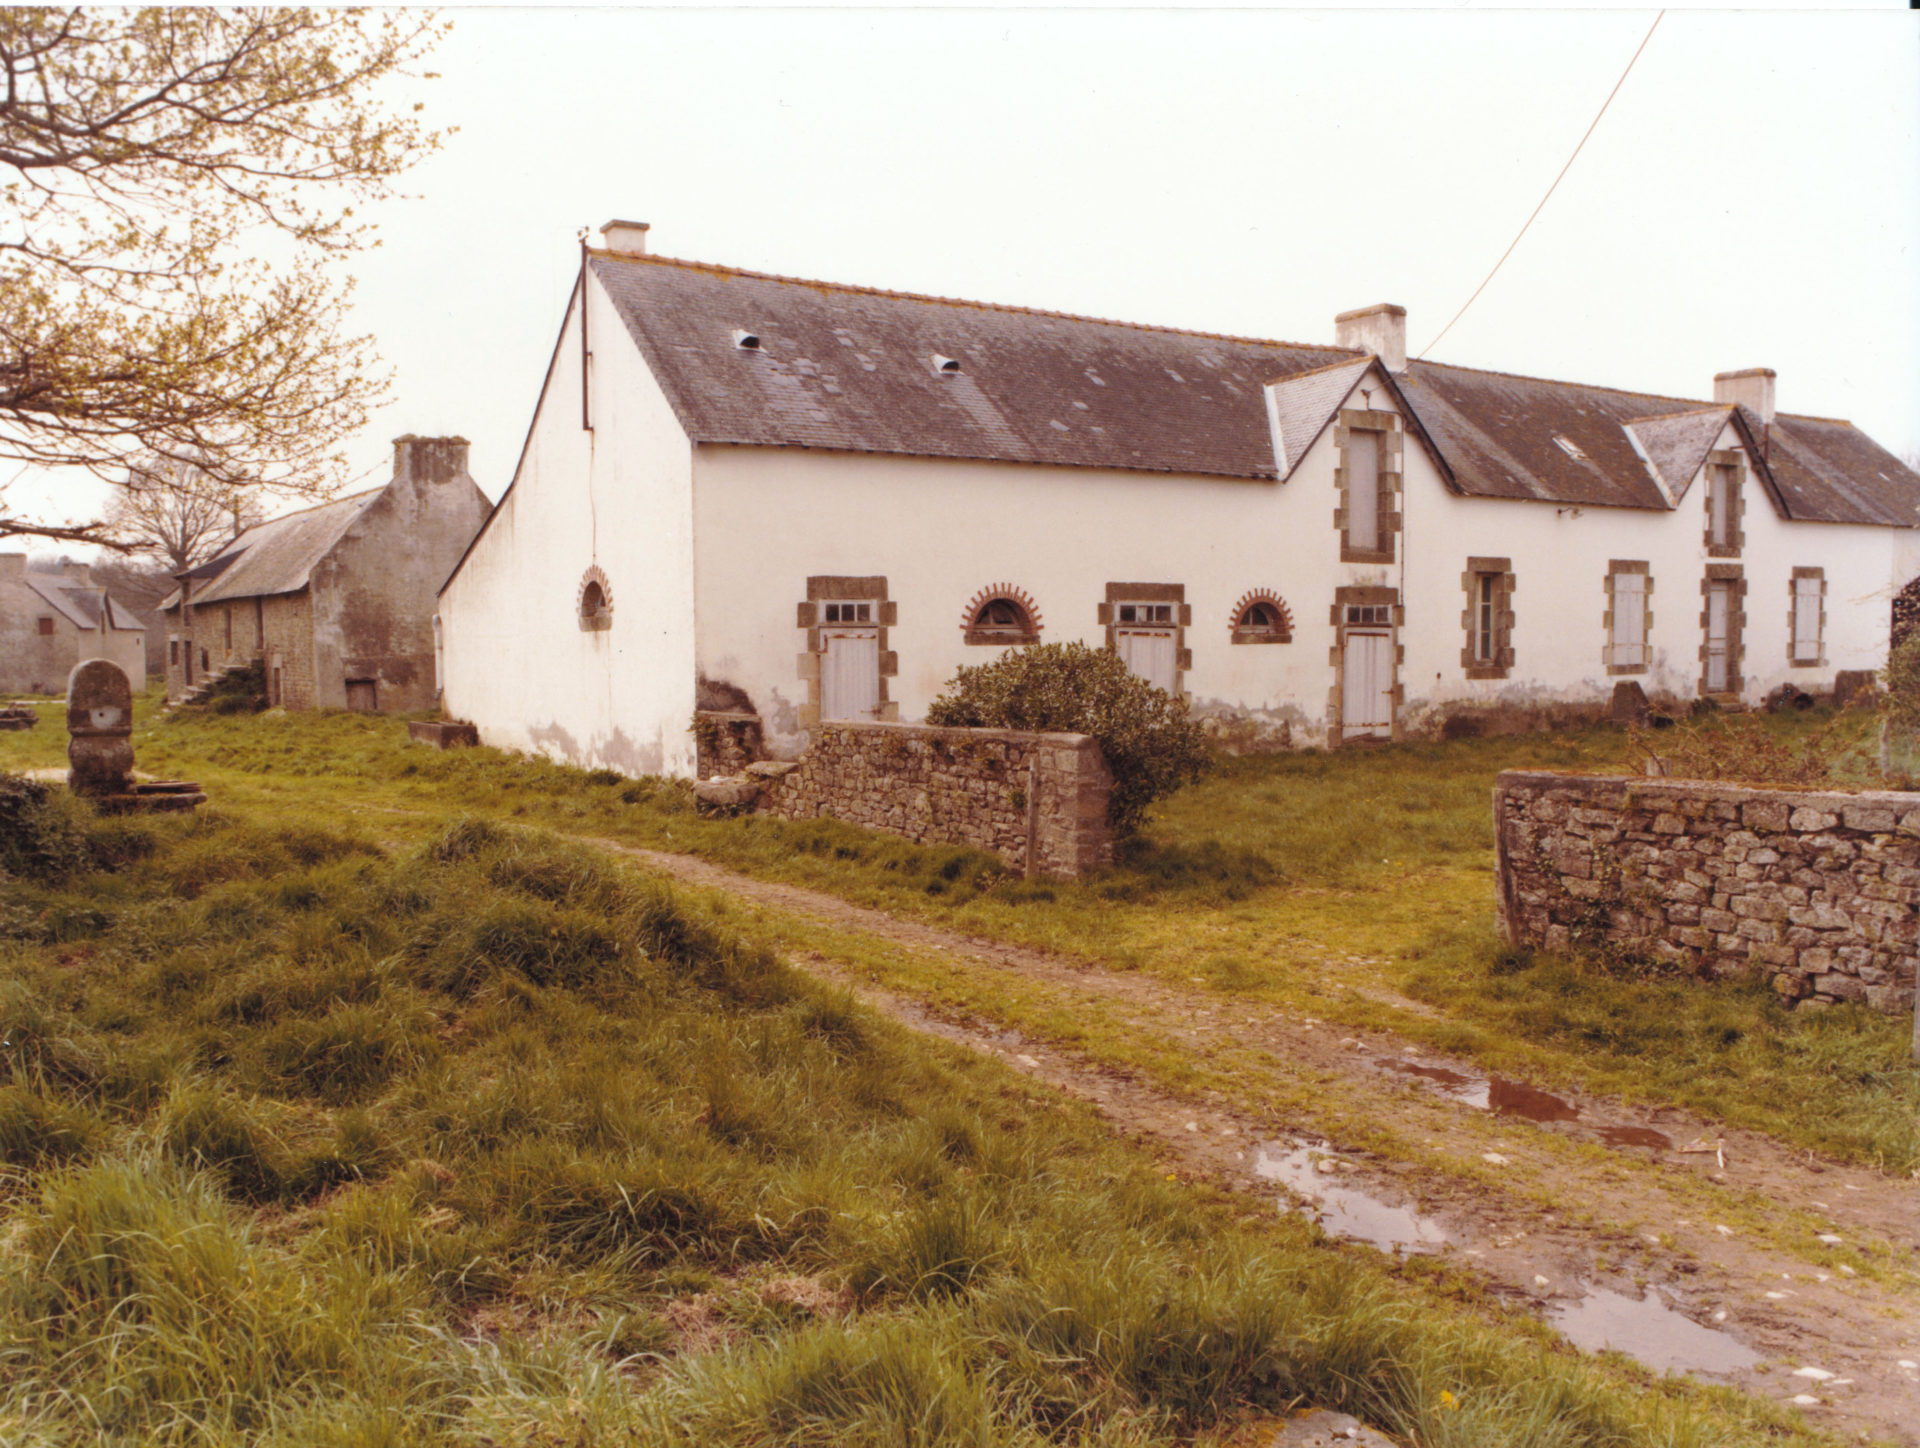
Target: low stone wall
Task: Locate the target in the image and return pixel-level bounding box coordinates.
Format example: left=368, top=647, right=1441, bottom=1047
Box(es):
left=694, top=710, right=764, bottom=779
left=1494, top=770, right=1918, bottom=1014
left=751, top=722, right=1113, bottom=878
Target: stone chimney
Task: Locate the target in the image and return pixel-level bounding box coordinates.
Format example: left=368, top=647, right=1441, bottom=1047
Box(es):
left=0, top=552, right=25, bottom=581
left=1714, top=368, right=1776, bottom=427
left=392, top=435, right=473, bottom=491
left=1335, top=304, right=1408, bottom=372
left=599, top=219, right=651, bottom=257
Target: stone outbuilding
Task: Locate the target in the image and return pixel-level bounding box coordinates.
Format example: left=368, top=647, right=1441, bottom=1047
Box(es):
left=162, top=436, right=490, bottom=712
left=0, top=556, right=148, bottom=696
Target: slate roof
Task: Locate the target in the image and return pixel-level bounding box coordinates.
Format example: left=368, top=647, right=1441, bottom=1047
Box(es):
left=1264, top=358, right=1375, bottom=478
left=160, top=488, right=380, bottom=611
left=590, top=252, right=1356, bottom=481
left=20, top=575, right=144, bottom=632
left=581, top=250, right=1919, bottom=527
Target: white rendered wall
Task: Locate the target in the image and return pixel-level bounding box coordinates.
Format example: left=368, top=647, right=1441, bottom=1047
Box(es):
left=689, top=446, right=1335, bottom=752
left=439, top=274, right=698, bottom=776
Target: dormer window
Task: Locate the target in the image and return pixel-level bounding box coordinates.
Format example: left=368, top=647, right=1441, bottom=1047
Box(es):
left=931, top=353, right=962, bottom=375
left=732, top=329, right=761, bottom=350
left=1704, top=451, right=1745, bottom=558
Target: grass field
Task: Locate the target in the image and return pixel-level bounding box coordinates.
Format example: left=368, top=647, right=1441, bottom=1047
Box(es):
left=8, top=692, right=1908, bottom=1173
left=0, top=771, right=1829, bottom=1446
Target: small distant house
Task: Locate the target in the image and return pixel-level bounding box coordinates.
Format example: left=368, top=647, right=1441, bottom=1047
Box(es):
left=162, top=436, right=490, bottom=712
left=0, top=557, right=148, bottom=696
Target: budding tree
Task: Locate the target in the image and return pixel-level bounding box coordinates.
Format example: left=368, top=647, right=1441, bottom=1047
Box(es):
left=106, top=457, right=266, bottom=573
left=0, top=8, right=445, bottom=545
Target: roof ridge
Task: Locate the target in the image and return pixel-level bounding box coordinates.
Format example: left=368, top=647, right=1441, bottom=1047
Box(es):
left=1263, top=355, right=1375, bottom=386
left=238, top=485, right=383, bottom=538
left=587, top=248, right=1361, bottom=358
left=1405, top=356, right=1707, bottom=409
left=1625, top=406, right=1732, bottom=425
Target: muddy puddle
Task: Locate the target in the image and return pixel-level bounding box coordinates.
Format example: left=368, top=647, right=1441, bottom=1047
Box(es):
left=1253, top=1141, right=1448, bottom=1253
left=1551, top=1285, right=1761, bottom=1375
left=1379, top=1058, right=1672, bottom=1149
left=1253, top=1140, right=1759, bottom=1380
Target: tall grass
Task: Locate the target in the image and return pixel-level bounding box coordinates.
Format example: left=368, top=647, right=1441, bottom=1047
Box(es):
left=0, top=805, right=1821, bottom=1445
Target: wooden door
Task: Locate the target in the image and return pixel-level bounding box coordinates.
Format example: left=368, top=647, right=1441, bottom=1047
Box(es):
left=345, top=679, right=378, bottom=713
left=1705, top=585, right=1730, bottom=692
left=821, top=629, right=880, bottom=720
left=1342, top=632, right=1393, bottom=737
left=1116, top=627, right=1177, bottom=693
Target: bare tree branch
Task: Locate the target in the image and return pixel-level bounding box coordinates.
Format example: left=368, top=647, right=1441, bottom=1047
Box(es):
left=0, top=8, right=446, bottom=540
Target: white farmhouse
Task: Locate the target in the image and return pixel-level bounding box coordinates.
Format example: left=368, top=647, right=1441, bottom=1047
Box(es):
left=438, top=221, right=1920, bottom=773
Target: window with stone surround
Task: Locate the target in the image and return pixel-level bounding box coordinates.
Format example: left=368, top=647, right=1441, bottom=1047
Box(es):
left=1604, top=561, right=1652, bottom=675
left=1700, top=564, right=1746, bottom=696
left=1098, top=582, right=1190, bottom=697
left=1229, top=590, right=1293, bottom=644
left=1459, top=558, right=1514, bottom=679
left=961, top=585, right=1041, bottom=646
left=797, top=576, right=897, bottom=728
left=1790, top=568, right=1826, bottom=666
left=577, top=566, right=613, bottom=632
left=1704, top=451, right=1745, bottom=559
left=1334, top=409, right=1402, bottom=564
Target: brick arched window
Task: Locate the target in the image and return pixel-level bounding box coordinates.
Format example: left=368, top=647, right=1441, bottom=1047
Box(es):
left=1229, top=590, right=1293, bottom=644
left=960, top=584, right=1041, bottom=646
left=577, top=566, right=613, bottom=632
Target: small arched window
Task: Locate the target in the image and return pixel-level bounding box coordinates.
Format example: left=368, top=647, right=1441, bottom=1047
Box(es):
left=961, top=585, right=1041, bottom=646
left=1230, top=591, right=1293, bottom=644
left=578, top=567, right=613, bottom=632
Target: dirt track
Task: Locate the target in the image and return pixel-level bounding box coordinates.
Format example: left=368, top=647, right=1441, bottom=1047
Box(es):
left=590, top=840, right=1920, bottom=1445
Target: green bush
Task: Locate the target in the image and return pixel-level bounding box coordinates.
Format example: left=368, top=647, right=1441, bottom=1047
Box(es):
left=0, top=774, right=92, bottom=882
left=925, top=641, right=1211, bottom=833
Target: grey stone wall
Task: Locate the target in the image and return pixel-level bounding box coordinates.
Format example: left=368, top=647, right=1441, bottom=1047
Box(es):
left=694, top=710, right=764, bottom=779
left=1494, top=770, right=1918, bottom=1014
left=753, top=721, right=1113, bottom=878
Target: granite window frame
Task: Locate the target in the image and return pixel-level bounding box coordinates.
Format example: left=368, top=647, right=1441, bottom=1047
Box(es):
left=1097, top=581, right=1190, bottom=699
left=797, top=575, right=897, bottom=729
left=1459, top=557, right=1515, bottom=680
left=1333, top=409, right=1403, bottom=565
left=1327, top=584, right=1403, bottom=746
left=1603, top=561, right=1653, bottom=676
left=1704, top=450, right=1746, bottom=559
left=1789, top=567, right=1827, bottom=667
left=1699, top=564, right=1746, bottom=697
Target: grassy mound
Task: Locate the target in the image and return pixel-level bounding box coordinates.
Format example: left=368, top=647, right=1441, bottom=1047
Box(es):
left=0, top=809, right=1814, bottom=1446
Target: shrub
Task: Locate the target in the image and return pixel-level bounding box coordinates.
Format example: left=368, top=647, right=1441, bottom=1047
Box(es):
left=0, top=774, right=92, bottom=883
left=1884, top=630, right=1920, bottom=729
left=925, top=642, right=1211, bottom=833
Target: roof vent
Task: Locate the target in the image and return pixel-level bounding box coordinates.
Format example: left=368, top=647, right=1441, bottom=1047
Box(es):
left=1553, top=434, right=1588, bottom=461
left=931, top=353, right=962, bottom=375
left=732, top=329, right=761, bottom=351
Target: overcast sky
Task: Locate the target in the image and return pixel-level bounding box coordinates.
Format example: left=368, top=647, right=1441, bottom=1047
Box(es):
left=15, top=3, right=1920, bottom=549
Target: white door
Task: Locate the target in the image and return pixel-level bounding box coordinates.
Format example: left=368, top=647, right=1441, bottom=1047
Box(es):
left=1342, top=631, right=1394, bottom=737
left=821, top=628, right=880, bottom=720
left=1705, top=584, right=1730, bottom=692
left=1116, top=627, right=1177, bottom=693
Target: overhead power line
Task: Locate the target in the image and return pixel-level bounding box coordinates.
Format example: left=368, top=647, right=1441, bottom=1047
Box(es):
left=1414, top=11, right=1665, bottom=365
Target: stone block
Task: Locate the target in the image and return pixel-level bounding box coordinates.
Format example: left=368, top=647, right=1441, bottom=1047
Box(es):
left=1699, top=908, right=1737, bottom=933
left=1729, top=895, right=1787, bottom=922
left=1771, top=971, right=1807, bottom=1000
left=1798, top=947, right=1836, bottom=972
left=1841, top=805, right=1897, bottom=832
left=1787, top=904, right=1851, bottom=931
left=1742, top=800, right=1790, bottom=832
left=1812, top=973, right=1868, bottom=1003
left=1651, top=812, right=1685, bottom=834
left=1790, top=808, right=1838, bottom=832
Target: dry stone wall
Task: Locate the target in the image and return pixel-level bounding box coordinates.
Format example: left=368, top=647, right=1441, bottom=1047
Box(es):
left=751, top=721, right=1113, bottom=878
left=1494, top=770, right=1918, bottom=1014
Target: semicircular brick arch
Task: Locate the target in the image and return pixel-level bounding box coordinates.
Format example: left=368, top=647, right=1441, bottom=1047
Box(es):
left=577, top=564, right=613, bottom=632
left=1229, top=588, right=1293, bottom=643
left=960, top=583, right=1042, bottom=645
